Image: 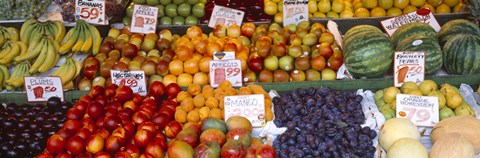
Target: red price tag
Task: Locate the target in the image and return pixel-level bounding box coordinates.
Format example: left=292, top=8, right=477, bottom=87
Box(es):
left=79, top=7, right=100, bottom=19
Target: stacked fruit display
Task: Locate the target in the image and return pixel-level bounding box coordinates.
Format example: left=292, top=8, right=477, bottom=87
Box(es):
left=124, top=0, right=206, bottom=26
left=166, top=116, right=275, bottom=157
left=0, top=97, right=72, bottom=157
left=358, top=0, right=466, bottom=17
left=202, top=0, right=271, bottom=24
left=378, top=118, right=428, bottom=157
left=36, top=82, right=183, bottom=157
left=272, top=87, right=377, bottom=157
left=374, top=80, right=475, bottom=120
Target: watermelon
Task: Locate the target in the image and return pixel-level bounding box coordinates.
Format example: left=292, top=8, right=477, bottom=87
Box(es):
left=344, top=25, right=384, bottom=40
left=438, top=19, right=480, bottom=46
left=390, top=22, right=437, bottom=46
left=443, top=34, right=480, bottom=75
left=344, top=30, right=394, bottom=78
left=396, top=35, right=443, bottom=75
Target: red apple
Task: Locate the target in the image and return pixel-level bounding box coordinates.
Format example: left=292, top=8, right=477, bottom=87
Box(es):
left=55, top=152, right=73, bottom=158
left=87, top=101, right=105, bottom=119
left=86, top=135, right=104, bottom=154
left=56, top=128, right=74, bottom=140
left=134, top=129, right=154, bottom=148
left=132, top=111, right=149, bottom=125
left=79, top=95, right=94, bottom=104
left=63, top=120, right=82, bottom=132
left=151, top=113, right=170, bottom=130
left=123, top=144, right=140, bottom=158
left=165, top=83, right=181, bottom=98
left=137, top=122, right=157, bottom=133
left=37, top=151, right=54, bottom=158
left=47, top=134, right=66, bottom=154
left=114, top=86, right=134, bottom=102
left=111, top=126, right=127, bottom=139
left=66, top=108, right=84, bottom=120
left=247, top=53, right=264, bottom=73
left=145, top=141, right=166, bottom=158
left=241, top=23, right=255, bottom=37
left=105, top=136, right=125, bottom=153
left=149, top=81, right=166, bottom=97
left=114, top=151, right=132, bottom=158
left=104, top=84, right=118, bottom=98
left=256, top=145, right=276, bottom=158
left=103, top=115, right=121, bottom=132
left=66, top=135, right=85, bottom=156
left=89, top=86, right=105, bottom=99
left=164, top=121, right=182, bottom=139
left=123, top=100, right=138, bottom=112
left=74, top=101, right=89, bottom=112
left=75, top=128, right=92, bottom=140
left=319, top=42, right=333, bottom=58
left=94, top=151, right=112, bottom=158
left=94, top=128, right=110, bottom=140
left=95, top=95, right=109, bottom=106
left=327, top=55, right=343, bottom=71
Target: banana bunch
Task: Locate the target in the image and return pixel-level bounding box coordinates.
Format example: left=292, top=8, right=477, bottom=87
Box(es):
left=0, top=64, right=9, bottom=91
left=0, top=40, right=28, bottom=65
left=4, top=62, right=31, bottom=91
left=59, top=20, right=101, bottom=55
left=20, top=18, right=65, bottom=45
left=13, top=35, right=60, bottom=74
left=50, top=57, right=82, bottom=89
left=0, top=26, right=20, bottom=47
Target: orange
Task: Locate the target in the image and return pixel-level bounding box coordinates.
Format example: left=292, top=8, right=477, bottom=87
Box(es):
left=208, top=108, right=223, bottom=120
left=176, top=46, right=194, bottom=61
left=183, top=59, right=200, bottom=75
left=193, top=72, right=209, bottom=86
left=177, top=73, right=193, bottom=87
left=163, top=74, right=177, bottom=86
left=410, top=0, right=425, bottom=7
left=378, top=0, right=394, bottom=9
left=427, top=0, right=441, bottom=7
left=205, top=97, right=219, bottom=108
left=181, top=97, right=195, bottom=112
left=393, top=0, right=409, bottom=9
left=218, top=80, right=233, bottom=90
left=206, top=42, right=222, bottom=57
left=436, top=4, right=451, bottom=14
left=176, top=91, right=192, bottom=102
left=362, top=0, right=378, bottom=9
left=175, top=108, right=188, bottom=123
left=443, top=0, right=459, bottom=7
left=187, top=110, right=200, bottom=122
left=188, top=83, right=202, bottom=96
left=403, top=5, right=417, bottom=14
left=193, top=94, right=206, bottom=108
left=355, top=8, right=371, bottom=17
left=371, top=7, right=387, bottom=17
left=238, top=87, right=253, bottom=95
left=169, top=59, right=184, bottom=76
left=199, top=56, right=212, bottom=73
left=387, top=7, right=403, bottom=16
left=198, top=107, right=210, bottom=121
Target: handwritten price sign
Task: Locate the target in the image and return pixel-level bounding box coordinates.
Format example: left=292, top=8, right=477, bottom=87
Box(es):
left=24, top=77, right=64, bottom=102
left=224, top=94, right=266, bottom=127
left=75, top=0, right=107, bottom=25
left=208, top=5, right=245, bottom=28
left=131, top=4, right=158, bottom=34
left=209, top=59, right=242, bottom=88
left=394, top=51, right=425, bottom=87
left=381, top=8, right=440, bottom=37
left=110, top=70, right=147, bottom=96
left=396, top=94, right=439, bottom=127
left=283, top=0, right=308, bottom=26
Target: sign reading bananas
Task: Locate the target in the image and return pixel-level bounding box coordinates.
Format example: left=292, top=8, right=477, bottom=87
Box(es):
left=394, top=51, right=425, bottom=87
left=224, top=94, right=266, bottom=127
left=381, top=8, right=440, bottom=36
left=131, top=4, right=158, bottom=34
left=283, top=0, right=308, bottom=26
left=24, top=77, right=64, bottom=102
left=208, top=5, right=245, bottom=28
left=396, top=94, right=439, bottom=127
left=75, top=0, right=107, bottom=25
left=110, top=70, right=147, bottom=96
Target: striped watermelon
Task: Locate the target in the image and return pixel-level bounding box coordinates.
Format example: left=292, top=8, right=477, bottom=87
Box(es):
left=396, top=35, right=443, bottom=75
left=344, top=25, right=384, bottom=40
left=391, top=22, right=437, bottom=46
left=344, top=26, right=394, bottom=78
left=343, top=28, right=385, bottom=49
left=443, top=34, right=480, bottom=75
left=438, top=19, right=480, bottom=46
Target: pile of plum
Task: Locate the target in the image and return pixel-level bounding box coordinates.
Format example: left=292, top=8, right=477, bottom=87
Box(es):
left=272, top=87, right=377, bottom=158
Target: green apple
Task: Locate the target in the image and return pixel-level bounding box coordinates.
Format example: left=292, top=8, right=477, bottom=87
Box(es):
left=177, top=3, right=192, bottom=17
left=199, top=0, right=207, bottom=4
left=160, top=0, right=172, bottom=5
left=123, top=17, right=132, bottom=26
left=279, top=55, right=294, bottom=71
left=133, top=0, right=146, bottom=4
left=160, top=16, right=173, bottom=25
left=173, top=16, right=185, bottom=25
left=165, top=4, right=178, bottom=17
left=156, top=5, right=165, bottom=17
left=126, top=5, right=134, bottom=17
left=173, top=0, right=185, bottom=5
left=185, top=16, right=198, bottom=25
left=192, top=3, right=205, bottom=18
left=187, top=0, right=199, bottom=5
left=146, top=0, right=160, bottom=5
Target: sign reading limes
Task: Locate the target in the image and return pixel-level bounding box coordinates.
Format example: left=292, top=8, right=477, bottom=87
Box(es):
left=393, top=51, right=425, bottom=87
left=396, top=94, right=439, bottom=127
left=283, top=0, right=309, bottom=26
left=131, top=4, right=158, bottom=34
left=75, top=0, right=108, bottom=25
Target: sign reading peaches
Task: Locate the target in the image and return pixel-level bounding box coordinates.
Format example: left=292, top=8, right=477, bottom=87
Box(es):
left=131, top=4, right=158, bottom=34
left=224, top=94, right=266, bottom=127
left=283, top=0, right=308, bottom=26
left=110, top=70, right=147, bottom=96
left=381, top=8, right=440, bottom=36
left=396, top=94, right=439, bottom=127
left=208, top=5, right=245, bottom=28
left=75, top=0, right=107, bottom=25
left=394, top=51, right=425, bottom=87
left=24, top=77, right=64, bottom=102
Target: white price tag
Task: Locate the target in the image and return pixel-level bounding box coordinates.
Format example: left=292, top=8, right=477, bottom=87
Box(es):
left=209, top=59, right=242, bottom=88
left=396, top=94, right=439, bottom=127
left=394, top=51, right=425, bottom=87
left=224, top=94, right=266, bottom=127
left=75, top=0, right=108, bottom=25
left=283, top=0, right=309, bottom=26
left=131, top=4, right=158, bottom=34
left=110, top=70, right=147, bottom=96
left=24, top=77, right=64, bottom=102
left=381, top=8, right=441, bottom=37
left=208, top=5, right=245, bottom=28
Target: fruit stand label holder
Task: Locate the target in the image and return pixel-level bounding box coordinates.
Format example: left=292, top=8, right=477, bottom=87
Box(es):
left=208, top=5, right=245, bottom=28
left=224, top=94, right=266, bottom=127
left=75, top=0, right=108, bottom=25
left=394, top=51, right=425, bottom=87
left=283, top=0, right=308, bottom=26
left=110, top=70, right=147, bottom=96
left=130, top=4, right=158, bottom=34
left=24, top=76, right=64, bottom=102
left=209, top=52, right=242, bottom=88
left=396, top=94, right=439, bottom=127
left=380, top=8, right=441, bottom=36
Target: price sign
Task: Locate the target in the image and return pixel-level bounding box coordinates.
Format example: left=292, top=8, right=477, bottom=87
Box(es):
left=224, top=94, right=266, bottom=127
left=131, top=4, right=158, bottom=34
left=396, top=94, right=439, bottom=127
left=381, top=8, right=440, bottom=36
left=110, top=70, right=147, bottom=96
left=208, top=5, right=245, bottom=28
left=209, top=59, right=242, bottom=88
left=24, top=77, right=64, bottom=102
left=283, top=0, right=308, bottom=26
left=394, top=51, right=425, bottom=87
left=75, top=0, right=107, bottom=25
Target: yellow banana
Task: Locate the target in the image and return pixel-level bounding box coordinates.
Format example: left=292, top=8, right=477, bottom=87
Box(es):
left=26, top=32, right=44, bottom=52
left=0, top=30, right=6, bottom=47
left=59, top=25, right=80, bottom=54
left=20, top=18, right=38, bottom=40
left=52, top=20, right=65, bottom=43
left=0, top=64, right=9, bottom=84
left=87, top=23, right=102, bottom=55
left=14, top=37, right=46, bottom=62
left=45, top=22, right=57, bottom=38
left=17, top=41, right=28, bottom=56
left=38, top=39, right=58, bottom=73
left=29, top=40, right=49, bottom=74
left=80, top=28, right=93, bottom=53
left=72, top=23, right=86, bottom=53
left=0, top=41, right=20, bottom=65
left=20, top=22, right=38, bottom=45
left=52, top=58, right=75, bottom=85
left=28, top=25, right=43, bottom=46
left=0, top=68, right=3, bottom=90
left=5, top=62, right=30, bottom=89
left=63, top=81, right=74, bottom=90
left=0, top=40, right=13, bottom=59
left=6, top=27, right=19, bottom=42
left=72, top=58, right=83, bottom=78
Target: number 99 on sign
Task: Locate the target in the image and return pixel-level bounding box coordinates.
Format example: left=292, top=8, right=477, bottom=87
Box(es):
left=226, top=67, right=240, bottom=76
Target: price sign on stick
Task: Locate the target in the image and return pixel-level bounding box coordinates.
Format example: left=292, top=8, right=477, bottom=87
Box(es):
left=131, top=4, right=158, bottom=34
left=75, top=0, right=108, bottom=25
left=394, top=51, right=425, bottom=87
left=110, top=70, right=147, bottom=96
left=396, top=94, right=439, bottom=127
left=283, top=0, right=308, bottom=26
left=208, top=5, right=245, bottom=28
left=24, top=77, right=64, bottom=102
left=224, top=94, right=266, bottom=127
left=209, top=60, right=242, bottom=88
left=380, top=8, right=440, bottom=36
